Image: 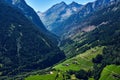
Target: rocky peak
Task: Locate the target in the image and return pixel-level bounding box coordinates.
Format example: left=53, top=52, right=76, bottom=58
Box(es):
left=69, top=1, right=82, bottom=7
left=60, top=1, right=66, bottom=5
left=49, top=1, right=67, bottom=11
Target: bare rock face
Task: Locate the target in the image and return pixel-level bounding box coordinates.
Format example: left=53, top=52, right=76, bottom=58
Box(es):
left=38, top=1, right=82, bottom=31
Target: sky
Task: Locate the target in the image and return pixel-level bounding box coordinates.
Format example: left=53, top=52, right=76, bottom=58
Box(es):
left=25, top=0, right=95, bottom=12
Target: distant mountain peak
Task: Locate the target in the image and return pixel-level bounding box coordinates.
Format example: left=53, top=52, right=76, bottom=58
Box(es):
left=52, top=1, right=67, bottom=7
left=70, top=1, right=79, bottom=5
left=60, top=1, right=66, bottom=5
left=55, top=1, right=67, bottom=7
left=38, top=1, right=83, bottom=31
left=69, top=1, right=82, bottom=8
left=46, top=1, right=67, bottom=13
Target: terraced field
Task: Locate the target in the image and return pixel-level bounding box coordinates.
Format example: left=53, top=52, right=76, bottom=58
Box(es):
left=54, top=46, right=104, bottom=71
left=99, top=65, right=120, bottom=80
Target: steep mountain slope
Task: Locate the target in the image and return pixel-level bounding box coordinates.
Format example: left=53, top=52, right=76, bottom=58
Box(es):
left=59, top=1, right=120, bottom=79
left=60, top=0, right=120, bottom=58
left=0, top=1, right=65, bottom=78
left=38, top=1, right=82, bottom=30
left=48, top=0, right=117, bottom=36
left=4, top=0, right=59, bottom=44
left=4, top=0, right=46, bottom=31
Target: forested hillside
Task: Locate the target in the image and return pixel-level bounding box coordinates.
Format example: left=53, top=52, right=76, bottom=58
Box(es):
left=0, top=1, right=65, bottom=79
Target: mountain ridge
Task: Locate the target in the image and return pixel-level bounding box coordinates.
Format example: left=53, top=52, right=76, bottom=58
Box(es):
left=4, top=0, right=46, bottom=31
left=4, top=0, right=60, bottom=45
left=38, top=1, right=82, bottom=30
left=40, top=0, right=118, bottom=37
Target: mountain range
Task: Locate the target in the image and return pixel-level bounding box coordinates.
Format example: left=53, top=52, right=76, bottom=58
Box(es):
left=35, top=0, right=120, bottom=80
left=38, top=1, right=82, bottom=31
left=0, top=0, right=65, bottom=77
left=38, top=0, right=118, bottom=37
left=0, top=0, right=120, bottom=80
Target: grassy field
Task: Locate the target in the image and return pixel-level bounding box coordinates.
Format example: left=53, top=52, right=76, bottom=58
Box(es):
left=54, top=46, right=104, bottom=71
left=99, top=65, right=120, bottom=80
left=25, top=46, right=104, bottom=80
left=25, top=71, right=64, bottom=80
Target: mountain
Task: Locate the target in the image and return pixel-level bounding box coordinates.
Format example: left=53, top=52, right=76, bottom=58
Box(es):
left=59, top=0, right=120, bottom=57
left=4, top=0, right=46, bottom=31
left=0, top=1, right=65, bottom=78
left=25, top=1, right=120, bottom=80
left=38, top=1, right=82, bottom=30
left=45, top=0, right=117, bottom=36
left=4, top=0, right=59, bottom=47
left=59, top=0, right=120, bottom=79
left=62, top=0, right=119, bottom=39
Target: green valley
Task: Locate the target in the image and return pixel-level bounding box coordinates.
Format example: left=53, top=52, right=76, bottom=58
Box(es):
left=0, top=0, right=120, bottom=80
left=99, top=65, right=120, bottom=80
left=25, top=46, right=104, bottom=80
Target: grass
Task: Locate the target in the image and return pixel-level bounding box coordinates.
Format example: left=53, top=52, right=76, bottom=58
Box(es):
left=25, top=46, right=104, bottom=80
left=25, top=71, right=64, bottom=80
left=99, top=65, right=120, bottom=80
left=54, top=46, right=104, bottom=71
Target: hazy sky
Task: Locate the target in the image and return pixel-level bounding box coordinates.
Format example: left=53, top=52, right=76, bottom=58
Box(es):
left=25, top=0, right=95, bottom=12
